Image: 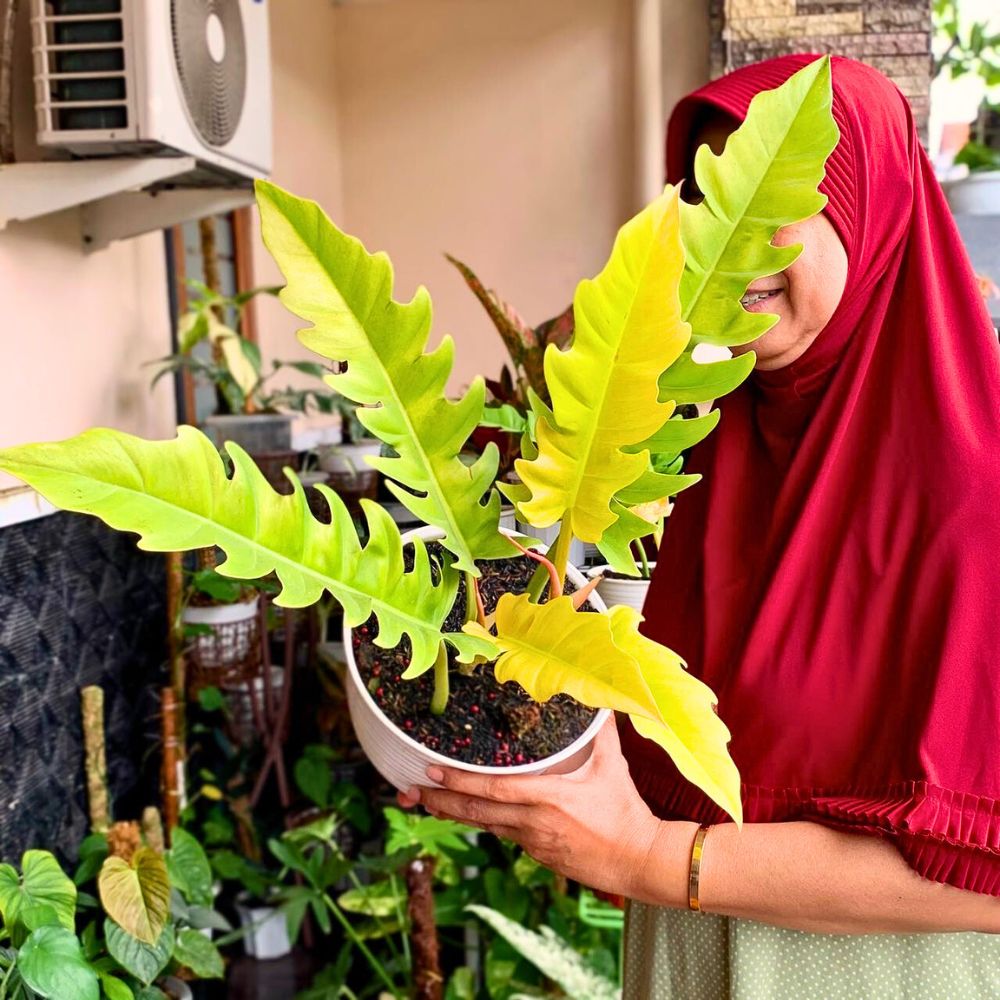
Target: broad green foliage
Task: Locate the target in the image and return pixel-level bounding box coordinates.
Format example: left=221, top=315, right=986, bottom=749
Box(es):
left=465, top=595, right=741, bottom=821
left=0, top=427, right=485, bottom=674
left=466, top=905, right=620, bottom=1000
left=165, top=829, right=213, bottom=909
left=680, top=55, right=838, bottom=348
left=104, top=919, right=174, bottom=986
left=511, top=186, right=689, bottom=542
left=17, top=926, right=99, bottom=1000
left=172, top=928, right=224, bottom=979
left=97, top=848, right=170, bottom=945
left=256, top=180, right=514, bottom=574
left=0, top=851, right=77, bottom=936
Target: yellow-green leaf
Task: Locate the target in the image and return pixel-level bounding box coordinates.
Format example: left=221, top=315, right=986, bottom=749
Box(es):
left=0, top=851, right=76, bottom=934
left=0, top=426, right=472, bottom=674
left=98, top=849, right=170, bottom=945
left=680, top=55, right=838, bottom=349
left=607, top=606, right=742, bottom=823
left=256, top=180, right=513, bottom=573
left=511, top=186, right=690, bottom=542
left=465, top=594, right=741, bottom=823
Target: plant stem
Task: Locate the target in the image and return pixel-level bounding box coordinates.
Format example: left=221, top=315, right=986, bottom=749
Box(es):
left=430, top=642, right=450, bottom=716
left=321, top=891, right=403, bottom=999
left=632, top=539, right=650, bottom=580
left=549, top=520, right=573, bottom=592
left=463, top=571, right=478, bottom=625
left=390, top=872, right=412, bottom=971
left=0, top=956, right=15, bottom=1000
left=525, top=561, right=549, bottom=603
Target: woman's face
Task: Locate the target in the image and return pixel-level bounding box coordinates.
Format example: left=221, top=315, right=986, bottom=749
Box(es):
left=689, top=117, right=849, bottom=371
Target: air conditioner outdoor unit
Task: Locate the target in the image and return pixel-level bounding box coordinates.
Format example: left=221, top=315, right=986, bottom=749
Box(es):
left=30, top=0, right=271, bottom=184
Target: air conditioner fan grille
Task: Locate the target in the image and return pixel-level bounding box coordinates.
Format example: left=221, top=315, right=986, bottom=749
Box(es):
left=170, top=0, right=247, bottom=147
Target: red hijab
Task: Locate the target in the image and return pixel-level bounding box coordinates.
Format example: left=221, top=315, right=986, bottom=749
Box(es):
left=622, top=55, right=1000, bottom=895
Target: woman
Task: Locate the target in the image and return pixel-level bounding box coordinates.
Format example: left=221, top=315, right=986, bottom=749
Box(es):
left=400, top=55, right=1000, bottom=997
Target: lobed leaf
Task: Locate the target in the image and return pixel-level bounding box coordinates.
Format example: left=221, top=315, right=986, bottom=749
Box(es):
left=680, top=55, right=838, bottom=349
left=256, top=180, right=514, bottom=574
left=512, top=186, right=689, bottom=542
left=0, top=426, right=482, bottom=674
left=465, top=594, right=741, bottom=822
left=608, top=606, right=742, bottom=823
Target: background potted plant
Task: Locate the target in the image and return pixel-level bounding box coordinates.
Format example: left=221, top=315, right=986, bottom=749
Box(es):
left=934, top=0, right=1000, bottom=213
left=0, top=58, right=838, bottom=840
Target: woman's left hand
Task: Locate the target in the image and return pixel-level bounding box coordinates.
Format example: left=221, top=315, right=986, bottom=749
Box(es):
left=397, top=717, right=667, bottom=899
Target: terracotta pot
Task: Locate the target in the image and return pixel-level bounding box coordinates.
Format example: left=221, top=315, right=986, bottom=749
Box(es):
left=343, top=525, right=611, bottom=791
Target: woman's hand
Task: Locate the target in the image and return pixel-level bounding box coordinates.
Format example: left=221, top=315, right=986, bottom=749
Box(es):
left=397, top=718, right=681, bottom=900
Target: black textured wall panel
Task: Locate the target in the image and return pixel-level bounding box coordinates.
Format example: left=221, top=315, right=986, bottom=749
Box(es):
left=0, top=512, right=165, bottom=861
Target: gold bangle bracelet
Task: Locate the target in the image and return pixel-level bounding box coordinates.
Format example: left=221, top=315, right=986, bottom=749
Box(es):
left=688, top=824, right=711, bottom=912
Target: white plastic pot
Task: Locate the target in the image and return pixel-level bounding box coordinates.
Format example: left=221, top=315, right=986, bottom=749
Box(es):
left=291, top=412, right=343, bottom=452
left=343, top=525, right=611, bottom=792
left=235, top=892, right=292, bottom=960
left=587, top=563, right=655, bottom=614
left=181, top=597, right=260, bottom=666
left=944, top=170, right=1000, bottom=215
left=316, top=439, right=383, bottom=475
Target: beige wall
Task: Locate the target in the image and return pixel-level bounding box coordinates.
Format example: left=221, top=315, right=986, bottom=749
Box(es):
left=1, top=0, right=709, bottom=493
left=0, top=217, right=174, bottom=491
left=255, top=0, right=708, bottom=394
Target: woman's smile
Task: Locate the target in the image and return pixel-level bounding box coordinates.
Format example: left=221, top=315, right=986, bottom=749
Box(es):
left=740, top=287, right=784, bottom=312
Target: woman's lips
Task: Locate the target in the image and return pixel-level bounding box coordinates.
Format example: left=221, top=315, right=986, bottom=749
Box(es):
left=740, top=288, right=783, bottom=313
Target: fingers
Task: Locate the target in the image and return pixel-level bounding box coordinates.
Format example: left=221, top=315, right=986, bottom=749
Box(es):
left=425, top=764, right=554, bottom=805
left=419, top=786, right=531, bottom=831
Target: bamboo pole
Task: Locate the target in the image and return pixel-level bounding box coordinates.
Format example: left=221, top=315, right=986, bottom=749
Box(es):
left=161, top=687, right=182, bottom=838
left=80, top=686, right=110, bottom=834
left=141, top=807, right=165, bottom=853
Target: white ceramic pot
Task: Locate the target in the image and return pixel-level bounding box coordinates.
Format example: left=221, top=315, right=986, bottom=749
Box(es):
left=316, top=439, right=383, bottom=475
left=181, top=597, right=260, bottom=667
left=945, top=170, right=1000, bottom=215
left=587, top=563, right=655, bottom=614
left=291, top=412, right=343, bottom=452
left=344, top=525, right=611, bottom=792
left=235, top=893, right=292, bottom=960
left=159, top=977, right=193, bottom=1000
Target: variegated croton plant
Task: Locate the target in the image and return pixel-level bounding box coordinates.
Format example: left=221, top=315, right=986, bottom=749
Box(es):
left=0, top=58, right=838, bottom=822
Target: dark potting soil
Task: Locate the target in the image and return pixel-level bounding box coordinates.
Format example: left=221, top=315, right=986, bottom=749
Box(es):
left=352, top=545, right=598, bottom=768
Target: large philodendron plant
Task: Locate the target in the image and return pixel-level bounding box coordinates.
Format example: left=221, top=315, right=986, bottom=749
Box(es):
left=0, top=58, right=838, bottom=824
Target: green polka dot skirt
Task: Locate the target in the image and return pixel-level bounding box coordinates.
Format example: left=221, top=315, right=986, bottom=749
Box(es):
left=623, top=903, right=1000, bottom=999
